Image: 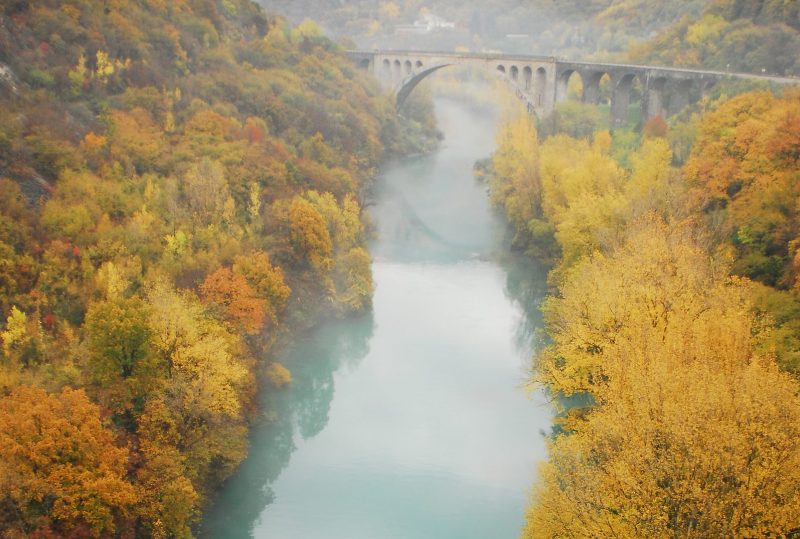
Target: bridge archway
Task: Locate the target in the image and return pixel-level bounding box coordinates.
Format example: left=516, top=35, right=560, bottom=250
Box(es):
left=523, top=66, right=532, bottom=90
left=510, top=65, right=519, bottom=83
left=404, top=60, right=413, bottom=76
left=582, top=71, right=612, bottom=105
left=611, top=73, right=643, bottom=127
left=497, top=64, right=506, bottom=74
left=556, top=69, right=583, bottom=103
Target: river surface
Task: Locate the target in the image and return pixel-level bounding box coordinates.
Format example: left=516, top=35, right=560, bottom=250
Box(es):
left=202, top=96, right=553, bottom=538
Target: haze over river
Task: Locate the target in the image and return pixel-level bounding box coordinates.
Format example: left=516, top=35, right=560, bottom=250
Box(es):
left=203, top=94, right=554, bottom=538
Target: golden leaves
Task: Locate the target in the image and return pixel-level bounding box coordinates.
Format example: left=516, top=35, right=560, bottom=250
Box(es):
left=0, top=386, right=137, bottom=537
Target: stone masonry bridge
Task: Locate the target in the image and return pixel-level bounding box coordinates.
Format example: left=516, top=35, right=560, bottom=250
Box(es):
left=348, top=50, right=800, bottom=126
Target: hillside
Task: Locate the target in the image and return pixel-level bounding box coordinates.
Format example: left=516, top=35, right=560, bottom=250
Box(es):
left=629, top=0, right=800, bottom=75
left=259, top=0, right=706, bottom=58
left=0, top=1, right=432, bottom=536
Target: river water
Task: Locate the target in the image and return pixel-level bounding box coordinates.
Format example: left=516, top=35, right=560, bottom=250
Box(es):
left=202, top=96, right=553, bottom=538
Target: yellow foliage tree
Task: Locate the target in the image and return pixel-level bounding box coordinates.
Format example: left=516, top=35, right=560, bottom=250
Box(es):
left=537, top=215, right=740, bottom=396
left=526, top=354, right=800, bottom=537
left=539, top=134, right=627, bottom=268
left=289, top=196, right=333, bottom=270
left=490, top=112, right=541, bottom=239
left=146, top=280, right=249, bottom=420
left=527, top=215, right=800, bottom=537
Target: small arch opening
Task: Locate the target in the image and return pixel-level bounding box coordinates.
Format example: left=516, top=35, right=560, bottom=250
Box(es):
left=415, top=60, right=423, bottom=69
left=497, top=65, right=506, bottom=74
left=510, top=65, right=519, bottom=82
left=523, top=66, right=532, bottom=90
left=404, top=60, right=412, bottom=75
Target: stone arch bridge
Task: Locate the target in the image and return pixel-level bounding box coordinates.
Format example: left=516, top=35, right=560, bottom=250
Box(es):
left=348, top=50, right=799, bottom=126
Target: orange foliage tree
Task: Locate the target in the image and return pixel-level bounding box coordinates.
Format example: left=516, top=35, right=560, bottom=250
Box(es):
left=684, top=91, right=800, bottom=287
left=0, top=386, right=137, bottom=537
left=232, top=250, right=291, bottom=321
left=200, top=267, right=267, bottom=335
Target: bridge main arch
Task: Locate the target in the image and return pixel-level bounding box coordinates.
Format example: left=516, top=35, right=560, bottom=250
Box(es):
left=395, top=63, right=453, bottom=110
left=379, top=55, right=558, bottom=115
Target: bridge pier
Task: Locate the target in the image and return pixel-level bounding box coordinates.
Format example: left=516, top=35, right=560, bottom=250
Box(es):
left=611, top=74, right=636, bottom=128
left=642, top=75, right=668, bottom=121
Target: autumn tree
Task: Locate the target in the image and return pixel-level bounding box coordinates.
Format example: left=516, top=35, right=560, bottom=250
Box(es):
left=288, top=196, right=333, bottom=270
left=83, top=296, right=161, bottom=425
left=84, top=297, right=153, bottom=383
left=684, top=90, right=800, bottom=288
left=200, top=267, right=267, bottom=335
left=134, top=398, right=199, bottom=539
left=232, top=250, right=291, bottom=320
left=490, top=112, right=544, bottom=252
left=333, top=247, right=373, bottom=312
left=539, top=133, right=627, bottom=269
left=145, top=280, right=249, bottom=488
left=537, top=215, right=740, bottom=396
left=108, top=108, right=166, bottom=173
left=182, top=159, right=231, bottom=228
left=526, top=215, right=800, bottom=537
left=526, top=355, right=800, bottom=537
left=0, top=386, right=137, bottom=537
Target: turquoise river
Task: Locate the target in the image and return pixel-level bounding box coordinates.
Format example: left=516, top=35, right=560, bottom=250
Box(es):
left=202, top=94, right=554, bottom=538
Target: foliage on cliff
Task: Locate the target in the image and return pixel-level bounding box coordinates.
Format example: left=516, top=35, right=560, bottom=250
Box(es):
left=0, top=0, right=422, bottom=536
left=629, top=0, right=800, bottom=76
left=259, top=0, right=704, bottom=58
left=487, top=88, right=800, bottom=535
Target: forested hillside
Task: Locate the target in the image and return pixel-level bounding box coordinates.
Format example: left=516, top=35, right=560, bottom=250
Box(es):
left=629, top=0, right=800, bottom=75
left=0, top=1, right=431, bottom=536
left=259, top=0, right=705, bottom=58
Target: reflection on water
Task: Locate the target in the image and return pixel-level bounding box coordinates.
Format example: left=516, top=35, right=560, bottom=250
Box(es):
left=202, top=92, right=553, bottom=538
left=202, top=313, right=375, bottom=536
